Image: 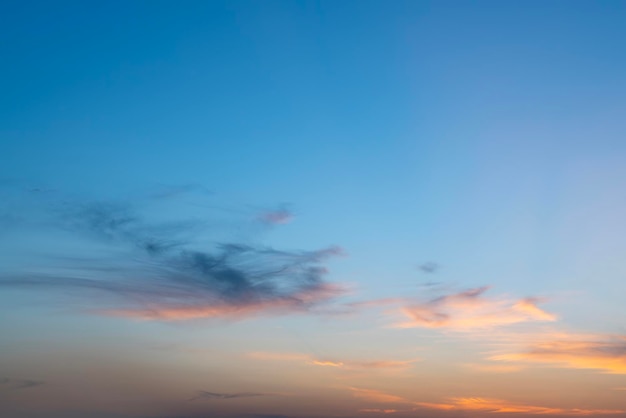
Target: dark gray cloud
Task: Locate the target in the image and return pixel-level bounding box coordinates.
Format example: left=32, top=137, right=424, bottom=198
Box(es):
left=0, top=187, right=345, bottom=320
left=0, top=378, right=44, bottom=391
left=418, top=262, right=439, bottom=274
left=189, top=391, right=267, bottom=401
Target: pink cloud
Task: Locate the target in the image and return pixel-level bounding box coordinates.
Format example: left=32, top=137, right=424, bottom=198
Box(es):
left=104, top=282, right=345, bottom=320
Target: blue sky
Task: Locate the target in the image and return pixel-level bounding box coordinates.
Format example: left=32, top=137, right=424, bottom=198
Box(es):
left=2, top=2, right=626, bottom=418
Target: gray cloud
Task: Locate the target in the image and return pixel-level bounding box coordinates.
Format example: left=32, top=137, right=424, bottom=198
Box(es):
left=0, top=378, right=44, bottom=391
left=189, top=391, right=267, bottom=401
left=256, top=206, right=294, bottom=225
left=0, top=187, right=345, bottom=320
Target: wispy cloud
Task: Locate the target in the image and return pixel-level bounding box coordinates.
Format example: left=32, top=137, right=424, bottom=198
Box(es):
left=248, top=352, right=419, bottom=370
left=350, top=387, right=624, bottom=415
left=359, top=408, right=400, bottom=414
left=350, top=388, right=411, bottom=404
left=435, top=397, right=623, bottom=415
left=0, top=378, right=44, bottom=391
left=257, top=207, right=294, bottom=225
left=395, top=286, right=556, bottom=330
left=492, top=333, right=626, bottom=374
left=0, top=188, right=346, bottom=321
left=188, top=391, right=267, bottom=401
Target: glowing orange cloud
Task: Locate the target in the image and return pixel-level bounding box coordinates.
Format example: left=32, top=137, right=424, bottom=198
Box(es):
left=395, top=287, right=556, bottom=330
left=350, top=388, right=410, bottom=404
left=248, top=352, right=419, bottom=370
left=350, top=387, right=624, bottom=415
left=492, top=334, right=626, bottom=374
left=312, top=359, right=344, bottom=367
left=444, top=397, right=623, bottom=415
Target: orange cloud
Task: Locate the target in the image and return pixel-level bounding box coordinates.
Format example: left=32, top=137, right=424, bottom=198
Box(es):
left=492, top=334, right=626, bottom=374
left=350, top=388, right=410, bottom=404
left=443, top=397, right=623, bottom=415
left=248, top=352, right=418, bottom=370
left=395, top=287, right=556, bottom=330
left=312, top=359, right=344, bottom=367
left=350, top=387, right=623, bottom=415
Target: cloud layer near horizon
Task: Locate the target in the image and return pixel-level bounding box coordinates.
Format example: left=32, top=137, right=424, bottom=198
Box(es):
left=351, top=387, right=624, bottom=415
left=492, top=333, right=626, bottom=374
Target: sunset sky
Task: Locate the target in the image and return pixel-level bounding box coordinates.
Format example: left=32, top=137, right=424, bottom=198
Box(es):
left=1, top=1, right=626, bottom=418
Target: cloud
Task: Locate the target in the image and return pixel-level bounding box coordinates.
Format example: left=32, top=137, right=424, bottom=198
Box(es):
left=417, top=262, right=439, bottom=274
left=248, top=352, right=419, bottom=370
left=359, top=409, right=400, bottom=414
left=432, top=397, right=623, bottom=415
left=492, top=334, right=626, bottom=374
left=350, top=388, right=410, bottom=404
left=257, top=208, right=294, bottom=225
left=189, top=391, right=267, bottom=401
left=0, top=188, right=346, bottom=321
left=0, top=378, right=44, bottom=391
left=350, top=387, right=624, bottom=415
left=395, top=287, right=556, bottom=330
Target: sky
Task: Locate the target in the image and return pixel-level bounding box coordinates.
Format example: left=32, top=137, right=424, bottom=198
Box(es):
left=1, top=1, right=626, bottom=417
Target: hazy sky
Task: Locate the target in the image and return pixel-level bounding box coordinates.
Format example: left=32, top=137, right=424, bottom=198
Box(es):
left=2, top=1, right=626, bottom=418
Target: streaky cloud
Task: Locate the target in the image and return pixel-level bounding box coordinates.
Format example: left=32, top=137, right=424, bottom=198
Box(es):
left=0, top=187, right=346, bottom=321
left=492, top=333, right=626, bottom=374
left=435, top=397, right=624, bottom=415
left=359, top=408, right=400, bottom=414
left=0, top=378, right=44, bottom=391
left=350, top=387, right=624, bottom=415
left=257, top=207, right=294, bottom=225
left=248, top=352, right=419, bottom=370
left=188, top=390, right=267, bottom=401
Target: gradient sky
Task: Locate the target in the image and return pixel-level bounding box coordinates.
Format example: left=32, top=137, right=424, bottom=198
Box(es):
left=2, top=1, right=626, bottom=418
